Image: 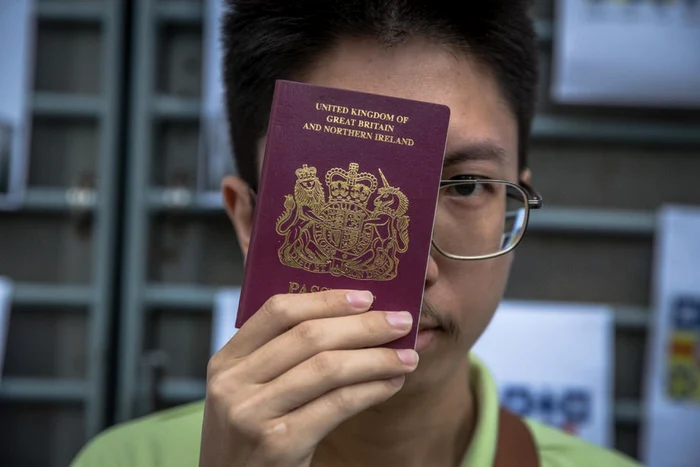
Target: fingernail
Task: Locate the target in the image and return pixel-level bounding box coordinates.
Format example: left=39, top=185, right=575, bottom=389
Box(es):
left=396, top=349, right=419, bottom=366
left=346, top=290, right=374, bottom=309
left=389, top=375, right=406, bottom=387
left=386, top=311, right=413, bottom=329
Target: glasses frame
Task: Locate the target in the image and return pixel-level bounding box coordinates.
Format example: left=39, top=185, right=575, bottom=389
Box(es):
left=431, top=179, right=544, bottom=261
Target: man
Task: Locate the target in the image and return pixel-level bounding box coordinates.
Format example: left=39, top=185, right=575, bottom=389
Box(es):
left=73, top=1, right=641, bottom=465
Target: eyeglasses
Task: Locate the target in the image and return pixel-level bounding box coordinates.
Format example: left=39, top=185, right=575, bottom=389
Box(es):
left=431, top=179, right=543, bottom=260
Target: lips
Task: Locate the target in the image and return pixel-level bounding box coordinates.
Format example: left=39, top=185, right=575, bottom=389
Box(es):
left=418, top=321, right=440, bottom=332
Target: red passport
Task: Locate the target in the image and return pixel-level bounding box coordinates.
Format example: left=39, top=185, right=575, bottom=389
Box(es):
left=235, top=80, right=450, bottom=349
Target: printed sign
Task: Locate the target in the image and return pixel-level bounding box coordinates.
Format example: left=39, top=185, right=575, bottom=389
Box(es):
left=552, top=0, right=700, bottom=107
left=198, top=0, right=235, bottom=200
left=666, top=296, right=700, bottom=402
left=0, top=1, right=36, bottom=209
left=472, top=301, right=614, bottom=447
left=500, top=384, right=594, bottom=437
left=642, top=206, right=700, bottom=467
left=211, top=287, right=241, bottom=355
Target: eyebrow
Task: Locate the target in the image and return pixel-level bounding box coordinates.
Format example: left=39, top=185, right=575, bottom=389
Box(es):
left=442, top=141, right=509, bottom=168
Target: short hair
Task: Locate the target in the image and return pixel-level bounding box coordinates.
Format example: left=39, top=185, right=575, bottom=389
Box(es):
left=222, top=0, right=539, bottom=191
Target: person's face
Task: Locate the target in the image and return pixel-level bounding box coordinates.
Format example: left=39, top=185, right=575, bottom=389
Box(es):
left=223, top=37, right=528, bottom=388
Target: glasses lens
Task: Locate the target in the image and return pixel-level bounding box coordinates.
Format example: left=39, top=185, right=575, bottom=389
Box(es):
left=433, top=181, right=528, bottom=258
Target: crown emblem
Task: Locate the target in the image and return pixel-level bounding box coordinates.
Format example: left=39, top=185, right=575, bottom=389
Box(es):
left=325, top=163, right=378, bottom=209
left=276, top=162, right=410, bottom=281
left=295, top=164, right=317, bottom=182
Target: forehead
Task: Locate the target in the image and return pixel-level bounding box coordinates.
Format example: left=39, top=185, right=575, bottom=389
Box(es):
left=297, top=37, right=519, bottom=177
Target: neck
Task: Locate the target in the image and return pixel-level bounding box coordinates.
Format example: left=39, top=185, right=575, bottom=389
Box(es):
left=312, top=358, right=475, bottom=467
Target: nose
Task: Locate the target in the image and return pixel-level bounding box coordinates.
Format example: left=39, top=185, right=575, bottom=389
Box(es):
left=425, top=251, right=439, bottom=288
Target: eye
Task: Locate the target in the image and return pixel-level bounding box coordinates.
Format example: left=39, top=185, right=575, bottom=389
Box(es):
left=445, top=182, right=486, bottom=198
left=444, top=174, right=487, bottom=197
left=453, top=183, right=477, bottom=197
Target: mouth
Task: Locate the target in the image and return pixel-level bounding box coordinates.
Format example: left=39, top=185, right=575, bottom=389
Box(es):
left=416, top=323, right=441, bottom=351
left=417, top=300, right=459, bottom=349
left=418, top=321, right=441, bottom=332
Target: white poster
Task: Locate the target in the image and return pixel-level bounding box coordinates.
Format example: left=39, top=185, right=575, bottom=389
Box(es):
left=473, top=301, right=615, bottom=447
left=552, top=0, right=700, bottom=107
left=0, top=1, right=36, bottom=209
left=198, top=0, right=235, bottom=202
left=0, top=277, right=12, bottom=381
left=211, top=287, right=241, bottom=355
left=642, top=206, right=700, bottom=467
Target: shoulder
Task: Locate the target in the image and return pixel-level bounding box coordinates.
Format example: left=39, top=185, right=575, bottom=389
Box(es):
left=70, top=401, right=205, bottom=467
left=526, top=419, right=641, bottom=467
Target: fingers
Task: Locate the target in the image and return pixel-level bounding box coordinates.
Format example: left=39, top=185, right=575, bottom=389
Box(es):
left=271, top=377, right=408, bottom=452
left=221, top=289, right=375, bottom=360
left=203, top=349, right=413, bottom=466
left=200, top=289, right=416, bottom=467
left=238, top=310, right=414, bottom=383
left=258, top=347, right=419, bottom=417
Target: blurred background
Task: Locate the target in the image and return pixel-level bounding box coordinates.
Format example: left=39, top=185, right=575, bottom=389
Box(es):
left=0, top=0, right=699, bottom=466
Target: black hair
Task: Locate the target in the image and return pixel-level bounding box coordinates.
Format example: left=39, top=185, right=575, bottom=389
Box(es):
left=222, top=0, right=539, bottom=190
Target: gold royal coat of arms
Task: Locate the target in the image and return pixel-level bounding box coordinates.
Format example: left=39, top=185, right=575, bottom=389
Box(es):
left=275, top=163, right=410, bottom=281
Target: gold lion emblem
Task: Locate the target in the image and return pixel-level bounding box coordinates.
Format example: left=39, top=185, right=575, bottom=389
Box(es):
left=275, top=163, right=410, bottom=281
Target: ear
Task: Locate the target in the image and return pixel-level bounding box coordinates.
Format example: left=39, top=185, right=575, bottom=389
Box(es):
left=221, top=175, right=254, bottom=257
left=520, top=167, right=532, bottom=185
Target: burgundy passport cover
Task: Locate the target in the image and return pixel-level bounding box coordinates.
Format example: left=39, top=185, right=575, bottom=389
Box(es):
left=235, top=80, right=450, bottom=349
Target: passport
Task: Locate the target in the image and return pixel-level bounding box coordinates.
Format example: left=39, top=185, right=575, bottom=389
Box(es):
left=235, top=80, right=450, bottom=349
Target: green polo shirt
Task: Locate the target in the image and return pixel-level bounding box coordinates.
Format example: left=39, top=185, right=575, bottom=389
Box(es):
left=71, top=355, right=640, bottom=466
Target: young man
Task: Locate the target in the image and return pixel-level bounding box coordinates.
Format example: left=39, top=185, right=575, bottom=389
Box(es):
left=73, top=1, right=641, bottom=465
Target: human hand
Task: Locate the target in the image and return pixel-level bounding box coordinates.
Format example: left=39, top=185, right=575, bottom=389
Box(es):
left=198, top=289, right=418, bottom=467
